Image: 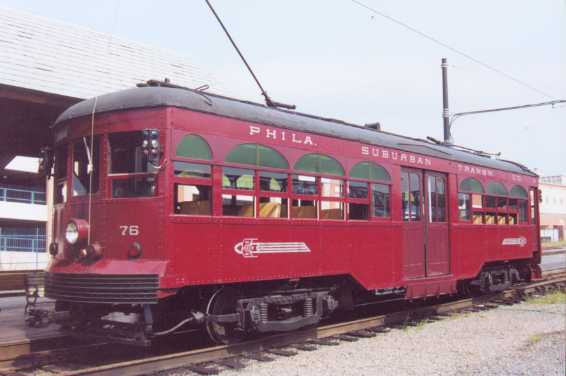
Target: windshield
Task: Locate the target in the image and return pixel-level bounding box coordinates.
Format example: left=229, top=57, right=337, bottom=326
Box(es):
left=108, top=131, right=157, bottom=174
left=72, top=136, right=99, bottom=196
left=108, top=131, right=158, bottom=198
left=54, top=145, right=68, bottom=203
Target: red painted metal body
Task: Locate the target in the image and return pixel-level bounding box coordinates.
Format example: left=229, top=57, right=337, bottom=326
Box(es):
left=47, top=101, right=540, bottom=302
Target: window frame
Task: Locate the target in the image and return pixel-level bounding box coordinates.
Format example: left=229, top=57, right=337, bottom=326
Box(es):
left=347, top=161, right=392, bottom=222
left=107, top=131, right=160, bottom=199
left=172, top=160, right=213, bottom=217
left=401, top=170, right=422, bottom=222
left=457, top=178, right=530, bottom=226
left=426, top=173, right=447, bottom=223
left=70, top=135, right=101, bottom=198
left=257, top=170, right=290, bottom=220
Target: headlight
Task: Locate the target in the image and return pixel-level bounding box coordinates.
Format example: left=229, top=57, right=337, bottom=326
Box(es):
left=64, top=219, right=89, bottom=245
left=65, top=222, right=79, bottom=244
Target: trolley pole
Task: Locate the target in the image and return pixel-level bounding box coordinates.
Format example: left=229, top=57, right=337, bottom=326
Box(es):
left=441, top=58, right=452, bottom=144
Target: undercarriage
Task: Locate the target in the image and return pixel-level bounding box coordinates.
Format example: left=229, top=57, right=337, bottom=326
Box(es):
left=54, top=283, right=341, bottom=346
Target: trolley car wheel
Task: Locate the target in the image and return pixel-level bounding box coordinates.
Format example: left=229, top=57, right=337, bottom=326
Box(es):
left=205, top=287, right=242, bottom=344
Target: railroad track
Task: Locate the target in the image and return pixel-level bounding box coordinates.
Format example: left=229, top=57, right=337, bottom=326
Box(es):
left=2, top=269, right=564, bottom=376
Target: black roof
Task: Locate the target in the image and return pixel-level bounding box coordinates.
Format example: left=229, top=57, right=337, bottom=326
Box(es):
left=54, top=86, right=535, bottom=177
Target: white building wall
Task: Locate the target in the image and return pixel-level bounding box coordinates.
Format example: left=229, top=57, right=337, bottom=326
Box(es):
left=540, top=184, right=566, bottom=215
left=0, top=250, right=48, bottom=271
left=0, top=201, right=47, bottom=222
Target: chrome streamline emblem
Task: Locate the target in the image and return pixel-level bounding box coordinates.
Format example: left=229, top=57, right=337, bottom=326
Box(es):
left=234, top=238, right=311, bottom=258
left=501, top=236, right=527, bottom=247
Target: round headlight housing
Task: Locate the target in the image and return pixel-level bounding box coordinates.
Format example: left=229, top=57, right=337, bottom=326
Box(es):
left=65, top=221, right=79, bottom=244
left=64, top=219, right=89, bottom=245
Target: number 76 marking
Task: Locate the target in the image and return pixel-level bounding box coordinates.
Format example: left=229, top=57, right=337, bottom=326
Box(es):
left=120, top=225, right=140, bottom=236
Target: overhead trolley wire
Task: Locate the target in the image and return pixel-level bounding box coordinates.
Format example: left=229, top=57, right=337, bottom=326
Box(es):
left=350, top=0, right=555, bottom=99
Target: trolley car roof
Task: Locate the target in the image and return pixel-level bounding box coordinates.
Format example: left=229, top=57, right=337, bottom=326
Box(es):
left=54, top=86, right=535, bottom=177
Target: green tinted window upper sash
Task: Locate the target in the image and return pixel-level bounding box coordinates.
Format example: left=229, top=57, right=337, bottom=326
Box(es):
left=225, top=143, right=288, bottom=169
left=294, top=153, right=344, bottom=176
left=350, top=161, right=391, bottom=181
left=459, top=178, right=484, bottom=193
left=487, top=181, right=508, bottom=196
left=510, top=185, right=528, bottom=198
left=176, top=135, right=212, bottom=160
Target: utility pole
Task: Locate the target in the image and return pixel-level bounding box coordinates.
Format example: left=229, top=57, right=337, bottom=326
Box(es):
left=441, top=58, right=451, bottom=144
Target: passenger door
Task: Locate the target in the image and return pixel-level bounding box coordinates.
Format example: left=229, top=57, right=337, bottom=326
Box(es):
left=401, top=169, right=425, bottom=278
left=424, top=172, right=450, bottom=276
left=401, top=169, right=450, bottom=279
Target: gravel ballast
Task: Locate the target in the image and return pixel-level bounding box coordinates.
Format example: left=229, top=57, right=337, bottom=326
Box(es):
left=175, top=300, right=565, bottom=376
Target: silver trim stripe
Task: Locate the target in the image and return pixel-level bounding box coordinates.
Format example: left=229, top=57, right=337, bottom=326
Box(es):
left=234, top=239, right=311, bottom=258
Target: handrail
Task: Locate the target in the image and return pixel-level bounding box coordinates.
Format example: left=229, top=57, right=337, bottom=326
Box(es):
left=0, top=186, right=46, bottom=205
left=0, top=234, right=47, bottom=252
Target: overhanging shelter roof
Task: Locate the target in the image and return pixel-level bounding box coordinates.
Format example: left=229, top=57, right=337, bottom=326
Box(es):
left=0, top=7, right=219, bottom=171
left=0, top=7, right=220, bottom=99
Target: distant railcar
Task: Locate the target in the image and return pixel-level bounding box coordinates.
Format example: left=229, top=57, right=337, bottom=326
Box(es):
left=43, top=81, right=541, bottom=345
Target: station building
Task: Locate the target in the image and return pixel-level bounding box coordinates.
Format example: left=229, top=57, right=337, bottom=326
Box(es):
left=539, top=175, right=566, bottom=243
left=0, top=7, right=218, bottom=270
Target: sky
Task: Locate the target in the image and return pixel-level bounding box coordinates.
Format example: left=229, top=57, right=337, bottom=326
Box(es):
left=2, top=0, right=565, bottom=175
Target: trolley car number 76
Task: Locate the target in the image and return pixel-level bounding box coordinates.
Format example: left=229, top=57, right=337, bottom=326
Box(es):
left=120, top=225, right=140, bottom=236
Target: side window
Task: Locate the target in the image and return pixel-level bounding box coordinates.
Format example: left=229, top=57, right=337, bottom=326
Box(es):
left=72, top=136, right=100, bottom=196
left=472, top=194, right=484, bottom=224
left=176, top=185, right=212, bottom=215
left=402, top=171, right=421, bottom=221
left=510, top=185, right=529, bottom=225
left=372, top=183, right=390, bottom=218
left=348, top=181, right=369, bottom=220
left=222, top=167, right=255, bottom=217
left=486, top=181, right=508, bottom=225
left=508, top=198, right=518, bottom=224
left=458, top=193, right=471, bottom=220
left=320, top=178, right=344, bottom=220
left=459, top=178, right=484, bottom=224
left=223, top=167, right=254, bottom=190
left=174, top=162, right=212, bottom=215
left=496, top=196, right=508, bottom=224
left=291, top=175, right=317, bottom=219
left=259, top=171, right=289, bottom=219
left=427, top=175, right=446, bottom=222
left=349, top=161, right=391, bottom=220
left=222, top=143, right=289, bottom=218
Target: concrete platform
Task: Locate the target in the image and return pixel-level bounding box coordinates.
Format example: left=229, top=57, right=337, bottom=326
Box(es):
left=0, top=296, right=65, bottom=362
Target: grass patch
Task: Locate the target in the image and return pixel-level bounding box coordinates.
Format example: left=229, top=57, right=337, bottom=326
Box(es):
left=527, top=333, right=543, bottom=346
left=526, top=291, right=566, bottom=305
left=542, top=240, right=566, bottom=250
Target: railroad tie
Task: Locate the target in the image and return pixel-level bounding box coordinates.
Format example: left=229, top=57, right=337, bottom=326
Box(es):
left=216, top=357, right=247, bottom=370
left=348, top=330, right=376, bottom=338
left=370, top=326, right=391, bottom=333
left=308, top=338, right=340, bottom=346
left=265, top=347, right=298, bottom=357
left=243, top=352, right=275, bottom=362
left=293, top=343, right=319, bottom=351
left=335, top=334, right=359, bottom=342
left=186, top=362, right=221, bottom=375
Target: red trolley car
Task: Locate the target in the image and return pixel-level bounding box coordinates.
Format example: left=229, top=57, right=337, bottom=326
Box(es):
left=43, top=81, right=541, bottom=345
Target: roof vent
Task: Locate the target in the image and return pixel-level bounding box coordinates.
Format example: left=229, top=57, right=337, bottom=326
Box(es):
left=364, top=122, right=381, bottom=131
